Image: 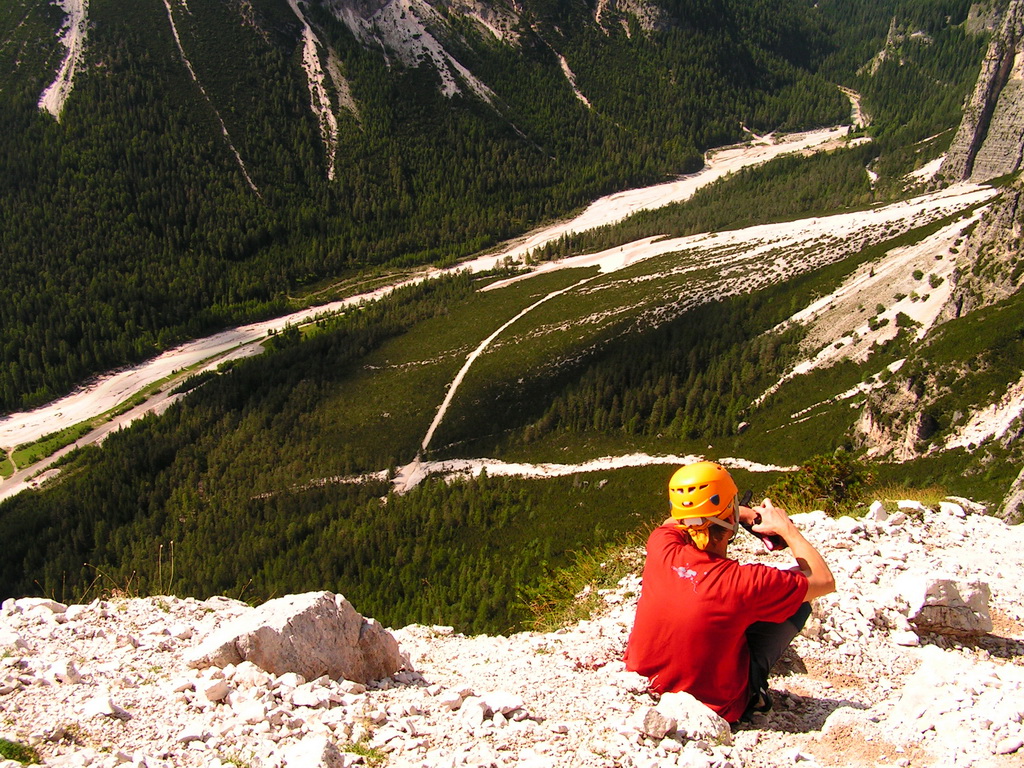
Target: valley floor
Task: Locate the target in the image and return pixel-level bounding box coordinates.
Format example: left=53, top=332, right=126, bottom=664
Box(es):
left=0, top=121, right=1011, bottom=505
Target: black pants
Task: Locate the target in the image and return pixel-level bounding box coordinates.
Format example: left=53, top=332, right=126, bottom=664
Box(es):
left=746, top=601, right=812, bottom=699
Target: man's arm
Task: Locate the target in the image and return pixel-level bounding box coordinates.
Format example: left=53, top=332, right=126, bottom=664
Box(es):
left=751, top=499, right=836, bottom=600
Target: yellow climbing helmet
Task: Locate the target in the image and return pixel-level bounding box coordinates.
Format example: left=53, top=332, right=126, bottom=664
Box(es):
left=668, top=461, right=739, bottom=550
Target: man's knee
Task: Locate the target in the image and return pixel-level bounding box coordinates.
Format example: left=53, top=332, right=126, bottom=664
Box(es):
left=789, top=601, right=812, bottom=631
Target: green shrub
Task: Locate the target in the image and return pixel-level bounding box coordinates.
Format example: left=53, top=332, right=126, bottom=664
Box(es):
left=0, top=739, right=41, bottom=765
left=340, top=741, right=387, bottom=767
left=763, top=451, right=873, bottom=516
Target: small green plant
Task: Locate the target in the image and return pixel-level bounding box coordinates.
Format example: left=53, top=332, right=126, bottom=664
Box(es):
left=0, top=738, right=41, bottom=765
left=57, top=723, right=87, bottom=746
left=341, top=741, right=387, bottom=767
left=928, top=273, right=944, bottom=289
left=912, top=268, right=924, bottom=280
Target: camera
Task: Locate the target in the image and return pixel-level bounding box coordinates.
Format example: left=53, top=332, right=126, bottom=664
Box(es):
left=738, top=489, right=788, bottom=551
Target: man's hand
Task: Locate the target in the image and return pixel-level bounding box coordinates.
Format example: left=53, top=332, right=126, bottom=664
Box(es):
left=738, top=504, right=758, bottom=527
left=752, top=498, right=835, bottom=601
left=749, top=498, right=795, bottom=538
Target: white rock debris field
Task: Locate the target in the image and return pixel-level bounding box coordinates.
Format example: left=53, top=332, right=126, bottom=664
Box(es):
left=3, top=499, right=1024, bottom=768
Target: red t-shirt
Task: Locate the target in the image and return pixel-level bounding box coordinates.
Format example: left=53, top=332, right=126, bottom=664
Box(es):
left=624, top=525, right=808, bottom=723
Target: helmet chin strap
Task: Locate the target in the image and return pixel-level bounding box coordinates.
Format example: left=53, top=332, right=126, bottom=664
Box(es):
left=682, top=496, right=739, bottom=532
left=708, top=514, right=737, bottom=531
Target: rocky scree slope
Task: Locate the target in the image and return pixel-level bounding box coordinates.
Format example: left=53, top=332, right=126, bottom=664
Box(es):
left=2, top=499, right=1023, bottom=768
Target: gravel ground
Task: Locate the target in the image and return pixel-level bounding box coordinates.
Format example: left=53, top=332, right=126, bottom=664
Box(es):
left=2, top=499, right=1023, bottom=768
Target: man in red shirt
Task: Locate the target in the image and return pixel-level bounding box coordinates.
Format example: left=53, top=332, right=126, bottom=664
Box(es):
left=624, top=461, right=836, bottom=724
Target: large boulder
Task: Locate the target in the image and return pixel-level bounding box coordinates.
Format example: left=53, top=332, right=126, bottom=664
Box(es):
left=185, top=592, right=403, bottom=683
left=895, top=575, right=993, bottom=636
left=629, top=690, right=733, bottom=745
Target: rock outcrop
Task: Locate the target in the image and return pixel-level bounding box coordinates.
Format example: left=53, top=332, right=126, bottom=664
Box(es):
left=186, top=591, right=403, bottom=684
left=938, top=0, right=1024, bottom=182
left=895, top=574, right=993, bottom=635
left=999, top=463, right=1024, bottom=523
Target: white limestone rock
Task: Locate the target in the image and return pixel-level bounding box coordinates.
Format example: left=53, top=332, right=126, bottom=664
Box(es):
left=895, top=574, right=993, bottom=635
left=866, top=500, right=888, bottom=521
left=234, top=699, right=269, bottom=725
left=64, top=604, right=92, bottom=622
left=48, top=659, right=82, bottom=684
left=995, top=736, right=1024, bottom=755
left=83, top=694, right=131, bottom=721
left=338, top=680, right=366, bottom=695
left=198, top=677, right=230, bottom=703
left=945, top=495, right=986, bottom=515
left=438, top=689, right=466, bottom=710
left=15, top=598, right=67, bottom=615
left=655, top=690, right=732, bottom=745
left=279, top=734, right=353, bottom=768
left=175, top=724, right=210, bottom=745
left=890, top=630, right=920, bottom=647
left=0, top=628, right=28, bottom=650
left=185, top=591, right=403, bottom=683
left=459, top=696, right=490, bottom=726
left=833, top=515, right=864, bottom=536
left=821, top=706, right=869, bottom=736
left=480, top=690, right=524, bottom=716
left=230, top=660, right=271, bottom=688
left=290, top=683, right=331, bottom=709
left=939, top=500, right=966, bottom=518
left=634, top=706, right=675, bottom=739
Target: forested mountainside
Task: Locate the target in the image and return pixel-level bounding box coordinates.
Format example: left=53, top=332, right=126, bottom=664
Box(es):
left=2, top=0, right=1015, bottom=635
left=0, top=0, right=850, bottom=412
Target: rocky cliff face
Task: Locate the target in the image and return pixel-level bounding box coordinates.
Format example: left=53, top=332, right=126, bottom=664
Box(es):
left=854, top=1, right=1024, bottom=481
left=939, top=180, right=1024, bottom=323
left=939, top=0, right=1024, bottom=182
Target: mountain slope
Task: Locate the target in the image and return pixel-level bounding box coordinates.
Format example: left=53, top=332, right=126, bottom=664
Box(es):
left=2, top=500, right=1023, bottom=768
left=0, top=0, right=848, bottom=412
left=2, top=0, right=1021, bottom=632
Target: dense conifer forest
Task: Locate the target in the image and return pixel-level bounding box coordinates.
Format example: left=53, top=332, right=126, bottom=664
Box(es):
left=0, top=0, right=853, bottom=411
